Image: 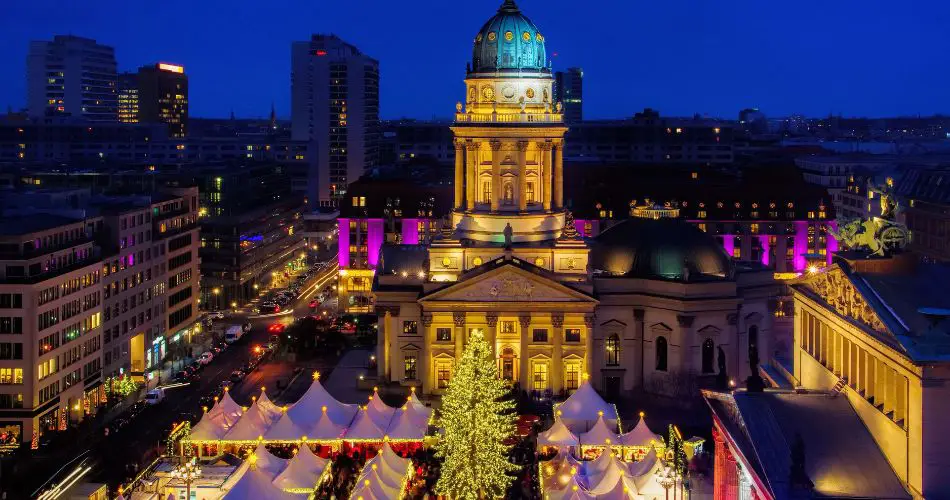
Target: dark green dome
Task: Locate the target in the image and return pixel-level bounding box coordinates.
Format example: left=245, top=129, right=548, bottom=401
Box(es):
left=589, top=218, right=734, bottom=281
left=471, top=0, right=549, bottom=75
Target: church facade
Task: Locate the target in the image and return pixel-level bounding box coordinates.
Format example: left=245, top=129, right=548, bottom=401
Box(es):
left=373, top=0, right=779, bottom=399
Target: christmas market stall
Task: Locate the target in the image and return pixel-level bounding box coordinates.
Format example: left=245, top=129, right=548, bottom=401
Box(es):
left=348, top=443, right=415, bottom=500
left=577, top=412, right=621, bottom=459
left=618, top=412, right=665, bottom=462
left=553, top=376, right=620, bottom=433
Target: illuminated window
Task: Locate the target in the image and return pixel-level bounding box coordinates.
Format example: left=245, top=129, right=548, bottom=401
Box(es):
left=697, top=223, right=707, bottom=232
left=697, top=210, right=707, bottom=219
left=532, top=362, right=549, bottom=391
left=500, top=321, right=516, bottom=334
left=750, top=223, right=759, bottom=234
left=605, top=334, right=620, bottom=366
left=526, top=182, right=535, bottom=203
left=403, top=354, right=417, bottom=380
left=436, top=361, right=452, bottom=389
left=807, top=211, right=816, bottom=219
left=482, top=181, right=492, bottom=203
left=691, top=172, right=698, bottom=179
left=402, top=321, right=418, bottom=335
left=565, top=363, right=580, bottom=390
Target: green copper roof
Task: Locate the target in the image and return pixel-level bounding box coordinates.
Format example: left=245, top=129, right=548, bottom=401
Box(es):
left=471, top=0, right=549, bottom=75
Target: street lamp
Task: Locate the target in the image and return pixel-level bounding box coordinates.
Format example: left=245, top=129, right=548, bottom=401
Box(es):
left=212, top=287, right=221, bottom=311
left=657, top=463, right=677, bottom=500
left=170, top=456, right=202, bottom=500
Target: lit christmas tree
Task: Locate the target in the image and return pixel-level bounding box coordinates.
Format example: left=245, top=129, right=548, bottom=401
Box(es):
left=435, top=329, right=517, bottom=499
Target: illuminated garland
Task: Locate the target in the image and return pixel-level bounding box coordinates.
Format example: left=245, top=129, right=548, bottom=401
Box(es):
left=434, top=329, right=517, bottom=500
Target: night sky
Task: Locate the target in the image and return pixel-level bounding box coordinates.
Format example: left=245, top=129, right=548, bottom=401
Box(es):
left=3, top=0, right=949, bottom=120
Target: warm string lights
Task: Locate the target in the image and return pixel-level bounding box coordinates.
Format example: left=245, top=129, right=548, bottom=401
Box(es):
left=434, top=329, right=517, bottom=499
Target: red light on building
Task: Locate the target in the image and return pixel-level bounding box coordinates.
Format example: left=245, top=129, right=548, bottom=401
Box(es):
left=315, top=50, right=328, bottom=56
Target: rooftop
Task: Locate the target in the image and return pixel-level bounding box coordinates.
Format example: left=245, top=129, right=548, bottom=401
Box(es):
left=0, top=213, right=83, bottom=236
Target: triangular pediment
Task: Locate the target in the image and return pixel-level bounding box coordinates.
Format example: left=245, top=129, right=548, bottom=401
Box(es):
left=697, top=325, right=723, bottom=336
left=796, top=265, right=889, bottom=334
left=420, top=261, right=596, bottom=304
left=649, top=322, right=673, bottom=333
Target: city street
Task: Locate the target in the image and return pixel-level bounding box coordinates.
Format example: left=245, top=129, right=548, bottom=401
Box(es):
left=19, top=261, right=341, bottom=498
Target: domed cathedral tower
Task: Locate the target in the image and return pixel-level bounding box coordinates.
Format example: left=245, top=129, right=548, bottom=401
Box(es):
left=429, top=0, right=587, bottom=282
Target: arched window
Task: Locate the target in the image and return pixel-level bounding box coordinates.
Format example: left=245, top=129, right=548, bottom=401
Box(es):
left=482, top=181, right=492, bottom=203
left=748, top=325, right=759, bottom=366
left=655, top=336, right=668, bottom=372
left=702, top=338, right=715, bottom=373
left=605, top=334, right=620, bottom=366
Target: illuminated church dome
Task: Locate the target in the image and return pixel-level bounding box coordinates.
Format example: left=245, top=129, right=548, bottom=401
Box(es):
left=471, top=0, right=549, bottom=75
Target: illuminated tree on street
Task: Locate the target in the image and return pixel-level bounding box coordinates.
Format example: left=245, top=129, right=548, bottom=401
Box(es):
left=435, top=329, right=517, bottom=499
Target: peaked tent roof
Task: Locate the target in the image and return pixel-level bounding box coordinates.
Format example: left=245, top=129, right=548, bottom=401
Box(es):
left=189, top=393, right=245, bottom=441
left=545, top=474, right=596, bottom=500
left=265, top=411, right=309, bottom=441
left=272, top=444, right=330, bottom=492
left=221, top=444, right=288, bottom=491
left=578, top=415, right=621, bottom=447
left=538, top=418, right=580, bottom=448
left=365, top=392, right=397, bottom=429
left=384, top=407, right=428, bottom=441
left=287, top=377, right=358, bottom=428
left=343, top=407, right=385, bottom=441
left=556, top=379, right=618, bottom=433
left=308, top=407, right=347, bottom=441
left=619, top=415, right=664, bottom=448
left=223, top=394, right=283, bottom=441
left=221, top=464, right=297, bottom=500
left=217, top=391, right=245, bottom=422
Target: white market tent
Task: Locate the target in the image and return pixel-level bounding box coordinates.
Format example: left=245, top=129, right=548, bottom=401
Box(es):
left=619, top=415, right=664, bottom=448
left=344, top=407, right=386, bottom=441
left=265, top=410, right=309, bottom=442
left=189, top=392, right=245, bottom=441
left=385, top=407, right=427, bottom=441
left=221, top=463, right=298, bottom=500
left=555, top=378, right=619, bottom=433
left=309, top=406, right=348, bottom=441
left=538, top=418, right=580, bottom=449
left=286, top=375, right=359, bottom=428
left=578, top=414, right=621, bottom=448
left=222, top=444, right=287, bottom=490
left=348, top=443, right=413, bottom=500
left=272, top=444, right=331, bottom=492
left=541, top=442, right=670, bottom=499
left=365, top=389, right=398, bottom=429
left=222, top=391, right=283, bottom=442
left=405, top=389, right=434, bottom=426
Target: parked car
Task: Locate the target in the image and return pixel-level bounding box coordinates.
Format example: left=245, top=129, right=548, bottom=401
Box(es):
left=198, top=351, right=214, bottom=365
left=268, top=323, right=286, bottom=334
left=173, top=371, right=195, bottom=384
left=218, top=380, right=233, bottom=392
left=145, top=388, right=165, bottom=405
left=242, top=322, right=252, bottom=333
left=230, top=370, right=245, bottom=383
left=309, top=299, right=318, bottom=309
left=208, top=311, right=225, bottom=320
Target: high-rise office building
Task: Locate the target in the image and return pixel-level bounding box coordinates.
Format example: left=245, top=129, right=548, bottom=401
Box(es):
left=554, top=67, right=583, bottom=122
left=26, top=35, right=117, bottom=121
left=117, top=72, right=139, bottom=123
left=137, top=63, right=189, bottom=138
left=291, top=35, right=379, bottom=204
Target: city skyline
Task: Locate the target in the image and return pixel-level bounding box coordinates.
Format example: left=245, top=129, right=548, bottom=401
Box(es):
left=3, top=0, right=950, bottom=120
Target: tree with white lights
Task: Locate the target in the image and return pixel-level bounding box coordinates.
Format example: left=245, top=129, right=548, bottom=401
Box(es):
left=435, top=329, right=517, bottom=499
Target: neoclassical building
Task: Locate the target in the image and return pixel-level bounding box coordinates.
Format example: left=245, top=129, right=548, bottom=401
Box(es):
left=373, top=0, right=779, bottom=399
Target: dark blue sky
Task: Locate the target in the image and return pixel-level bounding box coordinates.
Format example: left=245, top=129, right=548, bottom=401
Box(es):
left=3, top=0, right=949, bottom=120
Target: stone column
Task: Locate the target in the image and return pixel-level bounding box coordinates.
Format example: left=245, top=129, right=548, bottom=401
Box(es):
left=552, top=312, right=564, bottom=393
left=519, top=314, right=531, bottom=390
left=540, top=142, right=553, bottom=211
left=465, top=142, right=479, bottom=211
left=421, top=313, right=432, bottom=393
left=490, top=140, right=502, bottom=213
left=485, top=312, right=498, bottom=357
left=453, top=140, right=464, bottom=209
left=584, top=313, right=595, bottom=379
left=633, top=309, right=645, bottom=389
left=553, top=142, right=564, bottom=209
left=517, top=141, right=529, bottom=212
left=453, top=311, right=465, bottom=363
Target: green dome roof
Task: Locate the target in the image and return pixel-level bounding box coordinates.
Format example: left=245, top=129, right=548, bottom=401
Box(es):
left=589, top=218, right=734, bottom=282
left=471, top=0, right=549, bottom=75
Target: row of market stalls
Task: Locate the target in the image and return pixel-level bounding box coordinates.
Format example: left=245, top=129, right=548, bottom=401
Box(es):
left=538, top=379, right=701, bottom=498
left=182, top=375, right=433, bottom=456
left=125, top=444, right=331, bottom=499
left=348, top=443, right=415, bottom=500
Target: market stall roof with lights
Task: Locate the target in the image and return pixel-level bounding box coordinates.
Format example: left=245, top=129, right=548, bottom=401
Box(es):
left=554, top=377, right=619, bottom=433
left=348, top=443, right=414, bottom=500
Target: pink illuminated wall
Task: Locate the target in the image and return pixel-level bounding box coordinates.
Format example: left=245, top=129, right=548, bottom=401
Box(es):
left=826, top=221, right=838, bottom=265
left=758, top=235, right=770, bottom=267
left=401, top=218, right=420, bottom=245
left=793, top=221, right=808, bottom=271
left=366, top=219, right=384, bottom=269
left=338, top=218, right=350, bottom=268
left=722, top=234, right=735, bottom=259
